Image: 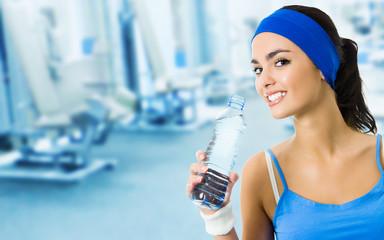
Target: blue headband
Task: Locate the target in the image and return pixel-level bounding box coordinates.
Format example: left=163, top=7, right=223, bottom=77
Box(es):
left=252, top=9, right=340, bottom=89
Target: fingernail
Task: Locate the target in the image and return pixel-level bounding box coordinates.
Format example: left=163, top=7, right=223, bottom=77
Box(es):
left=200, top=154, right=205, bottom=160
left=201, top=166, right=208, bottom=172
left=198, top=176, right=203, bottom=182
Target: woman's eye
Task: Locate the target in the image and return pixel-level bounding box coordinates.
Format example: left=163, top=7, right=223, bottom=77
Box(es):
left=253, top=67, right=262, bottom=75
left=275, top=58, right=290, bottom=67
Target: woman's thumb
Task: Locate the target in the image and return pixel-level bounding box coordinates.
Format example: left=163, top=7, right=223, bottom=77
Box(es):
left=229, top=171, right=239, bottom=184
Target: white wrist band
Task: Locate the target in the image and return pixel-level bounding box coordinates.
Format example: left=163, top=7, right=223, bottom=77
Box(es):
left=200, top=200, right=236, bottom=235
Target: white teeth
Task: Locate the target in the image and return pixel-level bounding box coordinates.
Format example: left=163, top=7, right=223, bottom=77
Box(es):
left=268, top=92, right=286, bottom=101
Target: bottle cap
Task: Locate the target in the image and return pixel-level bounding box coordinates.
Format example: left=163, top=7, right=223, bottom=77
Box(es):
left=228, top=95, right=245, bottom=110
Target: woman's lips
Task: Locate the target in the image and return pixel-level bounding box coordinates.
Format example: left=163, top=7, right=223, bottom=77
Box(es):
left=264, top=91, right=287, bottom=106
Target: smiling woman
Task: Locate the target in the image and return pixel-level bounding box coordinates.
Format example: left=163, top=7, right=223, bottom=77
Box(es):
left=186, top=4, right=384, bottom=240
left=252, top=32, right=327, bottom=118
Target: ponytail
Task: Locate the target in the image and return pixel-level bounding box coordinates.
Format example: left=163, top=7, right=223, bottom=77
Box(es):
left=334, top=38, right=377, bottom=134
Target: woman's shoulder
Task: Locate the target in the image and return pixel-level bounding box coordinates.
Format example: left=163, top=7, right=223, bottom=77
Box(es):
left=351, top=132, right=380, bottom=157
left=242, top=151, right=268, bottom=184
left=241, top=151, right=272, bottom=194
left=241, top=151, right=271, bottom=214
left=243, top=137, right=291, bottom=166
left=241, top=139, right=291, bottom=188
left=242, top=135, right=292, bottom=178
left=267, top=137, right=294, bottom=159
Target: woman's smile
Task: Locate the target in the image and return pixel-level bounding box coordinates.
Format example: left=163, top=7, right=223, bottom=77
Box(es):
left=264, top=91, right=287, bottom=106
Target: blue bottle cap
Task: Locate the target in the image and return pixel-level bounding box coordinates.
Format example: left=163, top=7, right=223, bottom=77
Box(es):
left=228, top=95, right=245, bottom=110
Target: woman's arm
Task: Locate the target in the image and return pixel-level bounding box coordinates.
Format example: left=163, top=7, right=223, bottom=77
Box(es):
left=240, top=151, right=275, bottom=240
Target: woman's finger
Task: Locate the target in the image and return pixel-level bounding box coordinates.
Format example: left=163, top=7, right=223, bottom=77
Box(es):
left=186, top=175, right=204, bottom=199
left=190, top=162, right=208, bottom=175
left=195, top=150, right=206, bottom=163
left=223, top=171, right=239, bottom=203
left=229, top=171, right=239, bottom=184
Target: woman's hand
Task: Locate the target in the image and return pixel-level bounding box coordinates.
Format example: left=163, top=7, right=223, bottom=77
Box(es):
left=186, top=150, right=239, bottom=215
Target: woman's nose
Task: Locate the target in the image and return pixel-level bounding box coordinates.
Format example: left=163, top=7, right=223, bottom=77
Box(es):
left=257, top=69, right=276, bottom=88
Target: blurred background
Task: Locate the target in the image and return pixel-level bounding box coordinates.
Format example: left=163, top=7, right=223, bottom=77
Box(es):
left=0, top=0, right=383, bottom=239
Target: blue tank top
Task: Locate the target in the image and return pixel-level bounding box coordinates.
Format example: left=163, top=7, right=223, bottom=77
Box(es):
left=267, top=134, right=384, bottom=239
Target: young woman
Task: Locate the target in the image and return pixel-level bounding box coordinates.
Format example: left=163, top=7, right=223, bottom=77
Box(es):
left=186, top=5, right=383, bottom=240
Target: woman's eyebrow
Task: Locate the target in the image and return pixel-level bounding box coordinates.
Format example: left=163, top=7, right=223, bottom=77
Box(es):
left=251, top=49, right=291, bottom=64
left=267, top=49, right=290, bottom=59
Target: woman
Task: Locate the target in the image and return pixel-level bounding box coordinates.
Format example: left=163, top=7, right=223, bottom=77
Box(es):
left=186, top=5, right=383, bottom=240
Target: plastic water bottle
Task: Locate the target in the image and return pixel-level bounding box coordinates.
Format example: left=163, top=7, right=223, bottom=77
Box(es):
left=191, top=95, right=246, bottom=210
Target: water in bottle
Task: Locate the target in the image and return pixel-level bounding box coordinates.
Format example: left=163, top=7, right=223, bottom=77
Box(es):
left=191, top=95, right=246, bottom=210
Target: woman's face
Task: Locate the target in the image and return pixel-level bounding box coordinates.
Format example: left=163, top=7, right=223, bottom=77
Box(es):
left=251, top=32, right=325, bottom=119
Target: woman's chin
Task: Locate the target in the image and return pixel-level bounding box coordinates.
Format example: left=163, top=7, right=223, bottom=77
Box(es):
left=270, top=110, right=290, bottom=120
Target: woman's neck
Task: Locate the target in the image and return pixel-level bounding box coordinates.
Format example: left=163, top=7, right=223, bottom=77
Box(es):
left=290, top=94, right=357, bottom=159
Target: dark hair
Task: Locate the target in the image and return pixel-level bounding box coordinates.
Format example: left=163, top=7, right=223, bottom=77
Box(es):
left=281, top=5, right=377, bottom=134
